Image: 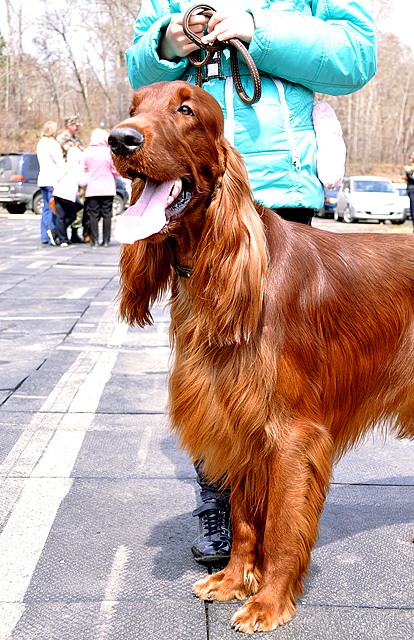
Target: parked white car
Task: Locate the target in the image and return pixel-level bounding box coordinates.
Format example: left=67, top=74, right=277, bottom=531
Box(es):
left=393, top=182, right=411, bottom=220
left=334, top=176, right=406, bottom=224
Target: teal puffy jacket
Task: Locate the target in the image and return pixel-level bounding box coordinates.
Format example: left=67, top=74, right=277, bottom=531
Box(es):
left=126, top=0, right=376, bottom=210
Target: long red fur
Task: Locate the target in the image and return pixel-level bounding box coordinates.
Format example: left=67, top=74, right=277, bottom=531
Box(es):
left=113, top=81, right=414, bottom=633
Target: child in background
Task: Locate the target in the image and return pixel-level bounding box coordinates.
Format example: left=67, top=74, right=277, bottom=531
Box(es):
left=47, top=147, right=87, bottom=247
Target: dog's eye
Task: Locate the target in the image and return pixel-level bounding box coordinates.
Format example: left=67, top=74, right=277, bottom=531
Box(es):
left=178, top=105, right=194, bottom=117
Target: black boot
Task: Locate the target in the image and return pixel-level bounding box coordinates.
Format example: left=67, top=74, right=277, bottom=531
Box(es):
left=191, top=499, right=232, bottom=565
left=71, top=228, right=86, bottom=243
left=191, top=463, right=232, bottom=565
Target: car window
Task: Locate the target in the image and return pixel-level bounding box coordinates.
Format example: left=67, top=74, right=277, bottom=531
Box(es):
left=0, top=157, right=12, bottom=171
left=27, top=155, right=39, bottom=172
left=0, top=155, right=21, bottom=180
left=353, top=180, right=394, bottom=193
left=21, top=154, right=40, bottom=181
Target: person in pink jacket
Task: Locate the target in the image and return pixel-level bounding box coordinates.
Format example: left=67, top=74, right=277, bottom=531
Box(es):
left=82, top=129, right=118, bottom=247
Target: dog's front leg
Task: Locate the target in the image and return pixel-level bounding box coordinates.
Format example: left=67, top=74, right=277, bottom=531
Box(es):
left=230, top=420, right=333, bottom=633
left=192, top=477, right=261, bottom=601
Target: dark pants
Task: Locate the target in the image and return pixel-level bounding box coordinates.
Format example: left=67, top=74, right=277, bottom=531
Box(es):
left=53, top=197, right=77, bottom=243
left=195, top=462, right=231, bottom=504
left=274, top=207, right=315, bottom=226
left=409, top=192, right=414, bottom=227
left=82, top=199, right=91, bottom=238
left=86, top=196, right=113, bottom=244
left=194, top=207, right=314, bottom=504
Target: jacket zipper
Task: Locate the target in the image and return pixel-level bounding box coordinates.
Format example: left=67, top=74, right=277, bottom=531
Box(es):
left=271, top=76, right=301, bottom=171
left=224, top=77, right=235, bottom=145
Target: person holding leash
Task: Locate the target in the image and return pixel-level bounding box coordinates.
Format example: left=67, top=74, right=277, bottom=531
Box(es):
left=125, top=0, right=376, bottom=564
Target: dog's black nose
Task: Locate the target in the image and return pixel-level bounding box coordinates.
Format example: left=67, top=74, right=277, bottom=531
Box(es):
left=108, top=126, right=144, bottom=157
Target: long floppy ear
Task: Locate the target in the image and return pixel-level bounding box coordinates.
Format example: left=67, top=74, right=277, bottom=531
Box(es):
left=190, top=138, right=269, bottom=345
left=117, top=240, right=173, bottom=327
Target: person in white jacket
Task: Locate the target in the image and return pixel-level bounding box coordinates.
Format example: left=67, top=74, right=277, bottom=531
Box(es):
left=47, top=147, right=88, bottom=247
left=36, top=122, right=65, bottom=244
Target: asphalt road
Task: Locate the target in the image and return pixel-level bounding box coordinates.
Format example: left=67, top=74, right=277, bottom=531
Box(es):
left=0, top=210, right=413, bottom=640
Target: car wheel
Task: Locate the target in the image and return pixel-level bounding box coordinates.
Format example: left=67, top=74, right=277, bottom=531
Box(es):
left=343, top=209, right=354, bottom=223
left=32, top=192, right=43, bottom=215
left=391, top=219, right=405, bottom=225
left=5, top=203, right=27, bottom=214
left=112, top=194, right=125, bottom=216
left=334, top=208, right=342, bottom=222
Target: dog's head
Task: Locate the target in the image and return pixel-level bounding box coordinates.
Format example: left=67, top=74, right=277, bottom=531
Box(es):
left=109, top=81, right=226, bottom=243
left=113, top=81, right=268, bottom=346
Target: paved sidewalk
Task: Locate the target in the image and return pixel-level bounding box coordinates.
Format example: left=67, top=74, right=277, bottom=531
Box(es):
left=0, top=213, right=413, bottom=640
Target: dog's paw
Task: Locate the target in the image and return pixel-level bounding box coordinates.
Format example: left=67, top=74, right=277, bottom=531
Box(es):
left=230, top=596, right=295, bottom=634
left=192, top=570, right=251, bottom=602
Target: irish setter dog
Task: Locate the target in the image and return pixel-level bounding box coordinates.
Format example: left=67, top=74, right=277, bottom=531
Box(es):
left=109, top=81, right=414, bottom=633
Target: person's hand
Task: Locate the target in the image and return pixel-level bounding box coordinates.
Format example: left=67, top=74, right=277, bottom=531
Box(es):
left=159, top=13, right=208, bottom=61
left=201, top=11, right=255, bottom=45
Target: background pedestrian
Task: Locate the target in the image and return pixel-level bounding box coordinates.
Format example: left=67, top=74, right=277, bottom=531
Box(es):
left=57, top=115, right=88, bottom=243
left=82, top=129, right=118, bottom=247
left=57, top=115, right=84, bottom=160
left=47, top=147, right=88, bottom=247
left=36, top=121, right=65, bottom=245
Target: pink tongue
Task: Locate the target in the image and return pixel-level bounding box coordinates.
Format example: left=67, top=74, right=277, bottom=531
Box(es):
left=114, top=179, right=175, bottom=244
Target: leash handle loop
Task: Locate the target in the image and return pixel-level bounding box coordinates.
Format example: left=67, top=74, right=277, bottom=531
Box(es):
left=182, top=4, right=261, bottom=106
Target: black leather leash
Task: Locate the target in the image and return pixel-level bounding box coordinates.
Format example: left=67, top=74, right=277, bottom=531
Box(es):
left=182, top=4, right=261, bottom=106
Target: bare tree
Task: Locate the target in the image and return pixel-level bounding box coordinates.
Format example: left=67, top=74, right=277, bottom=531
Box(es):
left=37, top=6, right=93, bottom=125
left=72, top=0, right=141, bottom=123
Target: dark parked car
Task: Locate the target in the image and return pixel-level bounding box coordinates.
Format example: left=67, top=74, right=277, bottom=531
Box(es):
left=0, top=152, right=130, bottom=215
left=0, top=153, right=40, bottom=214
left=315, top=184, right=341, bottom=219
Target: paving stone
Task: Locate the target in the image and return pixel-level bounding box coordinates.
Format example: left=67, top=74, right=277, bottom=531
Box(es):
left=308, top=485, right=414, bottom=609
left=97, top=371, right=168, bottom=413
left=0, top=350, right=81, bottom=412
left=333, top=436, right=414, bottom=485
left=71, top=421, right=193, bottom=480
left=0, top=358, right=49, bottom=391
left=0, top=389, right=12, bottom=405
left=208, top=602, right=414, bottom=640
left=0, top=429, right=24, bottom=464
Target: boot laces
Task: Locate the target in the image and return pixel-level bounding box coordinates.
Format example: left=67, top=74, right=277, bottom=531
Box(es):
left=201, top=507, right=228, bottom=539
